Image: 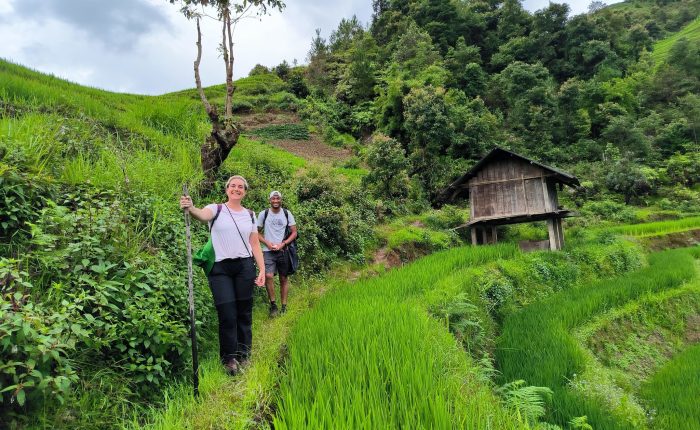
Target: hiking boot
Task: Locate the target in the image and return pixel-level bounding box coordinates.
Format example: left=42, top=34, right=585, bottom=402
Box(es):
left=269, top=302, right=279, bottom=317
left=281, top=304, right=287, bottom=314
left=224, top=359, right=239, bottom=376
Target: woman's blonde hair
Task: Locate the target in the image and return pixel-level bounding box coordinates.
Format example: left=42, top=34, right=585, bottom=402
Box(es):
left=225, top=175, right=249, bottom=191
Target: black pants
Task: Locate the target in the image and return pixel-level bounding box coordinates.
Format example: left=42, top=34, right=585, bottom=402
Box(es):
left=208, top=258, right=255, bottom=363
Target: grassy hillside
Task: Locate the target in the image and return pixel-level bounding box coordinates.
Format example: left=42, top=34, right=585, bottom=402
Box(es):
left=0, top=59, right=374, bottom=429
left=652, top=16, right=700, bottom=64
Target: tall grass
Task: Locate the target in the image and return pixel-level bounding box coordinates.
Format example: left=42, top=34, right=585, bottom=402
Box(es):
left=273, top=244, right=529, bottom=429
left=641, top=343, right=700, bottom=430
left=0, top=59, right=208, bottom=199
left=597, top=216, right=700, bottom=237
left=496, top=247, right=700, bottom=429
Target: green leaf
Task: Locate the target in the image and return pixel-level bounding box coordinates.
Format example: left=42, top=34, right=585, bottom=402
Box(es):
left=0, top=385, right=18, bottom=393
left=15, top=389, right=25, bottom=406
left=70, top=323, right=83, bottom=335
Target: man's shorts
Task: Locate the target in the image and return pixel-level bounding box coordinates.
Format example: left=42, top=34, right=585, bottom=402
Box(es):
left=264, top=250, right=289, bottom=276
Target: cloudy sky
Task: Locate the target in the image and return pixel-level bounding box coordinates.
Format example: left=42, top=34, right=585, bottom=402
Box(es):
left=0, top=0, right=620, bottom=95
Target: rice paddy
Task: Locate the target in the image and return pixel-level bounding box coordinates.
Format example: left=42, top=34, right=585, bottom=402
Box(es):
left=598, top=216, right=700, bottom=237
left=273, top=245, right=528, bottom=429
left=497, top=246, right=700, bottom=429
left=641, top=343, right=700, bottom=430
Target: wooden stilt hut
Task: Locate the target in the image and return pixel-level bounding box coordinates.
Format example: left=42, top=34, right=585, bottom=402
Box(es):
left=439, top=148, right=580, bottom=251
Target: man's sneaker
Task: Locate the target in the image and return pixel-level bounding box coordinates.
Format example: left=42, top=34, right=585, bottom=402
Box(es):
left=281, top=304, right=287, bottom=314
left=269, top=302, right=279, bottom=317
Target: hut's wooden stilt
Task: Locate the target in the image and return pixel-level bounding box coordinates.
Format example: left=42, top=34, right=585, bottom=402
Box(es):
left=555, top=218, right=564, bottom=248
left=547, top=218, right=559, bottom=251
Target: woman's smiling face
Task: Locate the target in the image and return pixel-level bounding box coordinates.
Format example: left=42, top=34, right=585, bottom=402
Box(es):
left=226, top=178, right=247, bottom=201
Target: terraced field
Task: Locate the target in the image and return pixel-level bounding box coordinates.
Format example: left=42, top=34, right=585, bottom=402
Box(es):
left=652, top=16, right=700, bottom=65
left=497, top=246, right=700, bottom=429
left=273, top=245, right=526, bottom=429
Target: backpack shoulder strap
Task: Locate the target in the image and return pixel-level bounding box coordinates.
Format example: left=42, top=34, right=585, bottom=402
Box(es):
left=247, top=208, right=254, bottom=223
left=209, top=204, right=223, bottom=230
left=283, top=208, right=290, bottom=226
left=262, top=208, right=270, bottom=229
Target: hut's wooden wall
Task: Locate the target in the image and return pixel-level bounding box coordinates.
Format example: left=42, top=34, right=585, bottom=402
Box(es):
left=468, top=157, right=559, bottom=221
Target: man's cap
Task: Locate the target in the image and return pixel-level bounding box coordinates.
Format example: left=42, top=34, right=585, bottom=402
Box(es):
left=269, top=190, right=282, bottom=199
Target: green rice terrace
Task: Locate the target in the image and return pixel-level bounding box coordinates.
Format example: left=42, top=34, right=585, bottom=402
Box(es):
left=3, top=0, right=700, bottom=428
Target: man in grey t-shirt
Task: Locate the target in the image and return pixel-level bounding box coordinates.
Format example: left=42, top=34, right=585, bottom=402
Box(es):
left=257, top=191, right=297, bottom=317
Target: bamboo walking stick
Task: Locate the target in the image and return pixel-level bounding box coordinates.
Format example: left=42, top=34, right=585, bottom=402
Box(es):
left=182, top=184, right=199, bottom=397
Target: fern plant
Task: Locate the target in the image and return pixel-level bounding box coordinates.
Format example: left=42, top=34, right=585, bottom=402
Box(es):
left=497, top=379, right=554, bottom=426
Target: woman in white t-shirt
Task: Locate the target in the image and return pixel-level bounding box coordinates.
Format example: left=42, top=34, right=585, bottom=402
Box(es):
left=180, top=175, right=265, bottom=375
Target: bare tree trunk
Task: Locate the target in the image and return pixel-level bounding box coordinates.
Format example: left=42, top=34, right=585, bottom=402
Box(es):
left=194, top=18, right=214, bottom=120
left=193, top=17, right=240, bottom=192
left=223, top=10, right=235, bottom=118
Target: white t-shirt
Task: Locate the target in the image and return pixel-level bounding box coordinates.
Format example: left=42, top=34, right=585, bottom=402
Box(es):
left=205, top=204, right=258, bottom=261
left=257, top=208, right=296, bottom=252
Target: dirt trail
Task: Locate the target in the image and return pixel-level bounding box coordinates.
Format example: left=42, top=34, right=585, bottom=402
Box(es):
left=238, top=112, right=353, bottom=164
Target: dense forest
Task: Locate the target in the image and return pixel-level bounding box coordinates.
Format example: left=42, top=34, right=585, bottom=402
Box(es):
left=1, top=0, right=700, bottom=428
left=254, top=0, right=700, bottom=209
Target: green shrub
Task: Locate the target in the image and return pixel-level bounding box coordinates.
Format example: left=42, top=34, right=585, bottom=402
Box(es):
left=323, top=126, right=355, bottom=147
left=657, top=186, right=700, bottom=212
left=298, top=96, right=352, bottom=136
left=265, top=92, right=299, bottom=111
left=0, top=181, right=214, bottom=421
left=666, top=151, right=700, bottom=186
left=337, top=156, right=361, bottom=169
left=293, top=168, right=376, bottom=269
left=500, top=222, right=549, bottom=241
left=287, top=68, right=309, bottom=98
left=362, top=134, right=411, bottom=203
left=444, top=238, right=644, bottom=326
left=248, top=64, right=270, bottom=76
left=0, top=162, right=54, bottom=245
left=233, top=73, right=287, bottom=96
left=231, top=98, right=254, bottom=113
left=422, top=205, right=468, bottom=229
left=0, top=261, right=79, bottom=412
left=579, top=199, right=637, bottom=224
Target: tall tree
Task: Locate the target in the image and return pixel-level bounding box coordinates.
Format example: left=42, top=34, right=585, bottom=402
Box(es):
left=169, top=0, right=284, bottom=189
